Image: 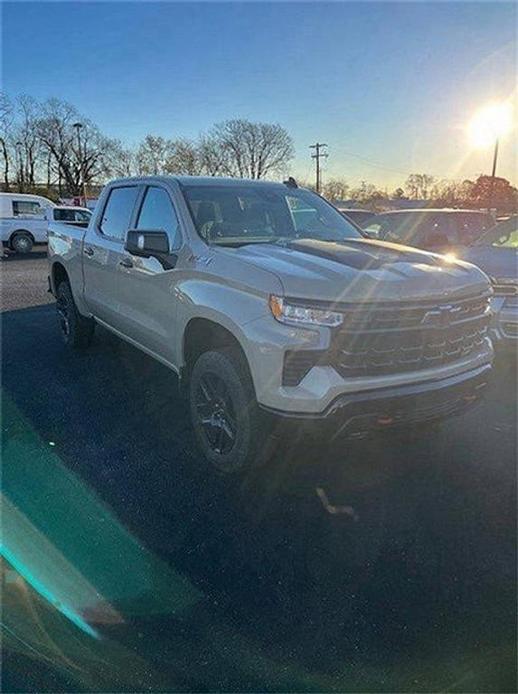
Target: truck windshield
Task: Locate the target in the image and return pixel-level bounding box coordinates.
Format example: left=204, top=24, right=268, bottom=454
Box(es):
left=181, top=183, right=363, bottom=246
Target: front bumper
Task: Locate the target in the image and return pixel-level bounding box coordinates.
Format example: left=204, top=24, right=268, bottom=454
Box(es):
left=261, top=363, right=491, bottom=437
left=243, top=313, right=494, bottom=415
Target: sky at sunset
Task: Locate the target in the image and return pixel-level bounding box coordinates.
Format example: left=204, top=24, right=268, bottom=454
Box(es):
left=3, top=1, right=516, bottom=189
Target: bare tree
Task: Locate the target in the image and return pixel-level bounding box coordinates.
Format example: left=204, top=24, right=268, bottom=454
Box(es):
left=207, top=119, right=294, bottom=179
left=135, top=135, right=174, bottom=175
left=36, top=98, right=113, bottom=194
left=322, top=178, right=349, bottom=201
left=349, top=180, right=383, bottom=204
left=15, top=95, right=42, bottom=187
left=405, top=173, right=422, bottom=199
left=104, top=139, right=137, bottom=178
left=111, top=136, right=202, bottom=177
left=421, top=174, right=435, bottom=199
left=3, top=91, right=296, bottom=191
left=167, top=138, right=200, bottom=175
left=198, top=134, right=231, bottom=176
left=36, top=99, right=76, bottom=191
left=0, top=93, right=13, bottom=190
left=404, top=173, right=436, bottom=199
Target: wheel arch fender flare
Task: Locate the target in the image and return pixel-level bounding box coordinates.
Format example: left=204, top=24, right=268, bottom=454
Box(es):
left=179, top=307, right=262, bottom=396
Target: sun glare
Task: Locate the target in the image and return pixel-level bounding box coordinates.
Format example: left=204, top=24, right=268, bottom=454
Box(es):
left=443, top=253, right=457, bottom=263
left=467, top=102, right=514, bottom=149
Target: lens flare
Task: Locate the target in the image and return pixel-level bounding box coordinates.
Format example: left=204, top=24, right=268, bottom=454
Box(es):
left=467, top=102, right=514, bottom=149
left=442, top=253, right=457, bottom=263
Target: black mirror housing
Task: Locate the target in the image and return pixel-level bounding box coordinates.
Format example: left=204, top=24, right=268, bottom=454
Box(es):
left=125, top=229, right=170, bottom=257
left=124, top=229, right=177, bottom=270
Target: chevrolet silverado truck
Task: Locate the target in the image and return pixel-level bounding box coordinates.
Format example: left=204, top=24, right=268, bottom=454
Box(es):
left=48, top=176, right=494, bottom=472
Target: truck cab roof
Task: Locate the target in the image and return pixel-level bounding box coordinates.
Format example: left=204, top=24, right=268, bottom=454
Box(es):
left=107, top=175, right=294, bottom=189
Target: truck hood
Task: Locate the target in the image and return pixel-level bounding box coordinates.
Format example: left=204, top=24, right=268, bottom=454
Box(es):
left=230, top=238, right=490, bottom=302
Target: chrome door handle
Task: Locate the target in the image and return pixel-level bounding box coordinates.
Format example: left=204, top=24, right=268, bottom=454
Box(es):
left=84, top=246, right=94, bottom=257
left=119, top=257, right=133, bottom=268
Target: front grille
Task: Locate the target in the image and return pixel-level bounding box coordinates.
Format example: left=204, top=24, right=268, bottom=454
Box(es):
left=493, top=284, right=518, bottom=297
left=330, top=292, right=491, bottom=378
left=502, top=322, right=518, bottom=337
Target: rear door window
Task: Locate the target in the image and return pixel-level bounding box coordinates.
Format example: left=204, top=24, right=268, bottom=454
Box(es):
left=54, top=209, right=76, bottom=222
left=99, top=186, right=139, bottom=240
left=75, top=210, right=92, bottom=223
left=12, top=200, right=44, bottom=217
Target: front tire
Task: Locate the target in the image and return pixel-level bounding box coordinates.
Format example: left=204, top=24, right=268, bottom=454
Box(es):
left=189, top=348, right=265, bottom=473
left=10, top=232, right=33, bottom=254
left=56, top=281, right=94, bottom=348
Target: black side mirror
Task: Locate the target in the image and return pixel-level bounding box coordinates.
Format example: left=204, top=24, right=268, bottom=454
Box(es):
left=125, top=229, right=177, bottom=269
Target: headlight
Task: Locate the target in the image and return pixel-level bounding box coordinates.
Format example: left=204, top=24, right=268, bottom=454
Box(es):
left=269, top=295, right=343, bottom=327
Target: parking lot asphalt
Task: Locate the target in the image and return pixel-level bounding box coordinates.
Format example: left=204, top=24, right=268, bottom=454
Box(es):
left=1, top=250, right=517, bottom=692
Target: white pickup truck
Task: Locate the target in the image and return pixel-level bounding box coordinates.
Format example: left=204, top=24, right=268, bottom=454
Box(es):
left=48, top=176, right=494, bottom=472
left=0, top=192, right=91, bottom=253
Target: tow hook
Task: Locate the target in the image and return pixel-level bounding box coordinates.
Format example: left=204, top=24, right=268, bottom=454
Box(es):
left=316, top=487, right=359, bottom=521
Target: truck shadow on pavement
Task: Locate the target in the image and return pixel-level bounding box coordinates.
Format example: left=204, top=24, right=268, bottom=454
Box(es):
left=1, top=249, right=47, bottom=262
left=2, top=303, right=517, bottom=691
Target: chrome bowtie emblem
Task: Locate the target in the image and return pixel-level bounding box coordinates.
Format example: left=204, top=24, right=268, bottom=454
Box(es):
left=421, top=304, right=461, bottom=326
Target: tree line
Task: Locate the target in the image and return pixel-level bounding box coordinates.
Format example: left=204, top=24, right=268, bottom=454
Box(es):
left=1, top=92, right=516, bottom=213
left=320, top=172, right=517, bottom=214
left=0, top=94, right=294, bottom=198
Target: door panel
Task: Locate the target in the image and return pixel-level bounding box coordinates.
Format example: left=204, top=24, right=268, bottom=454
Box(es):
left=82, top=227, right=129, bottom=329
left=82, top=185, right=141, bottom=331
left=83, top=184, right=182, bottom=365
left=114, top=185, right=183, bottom=361
left=115, top=254, right=178, bottom=361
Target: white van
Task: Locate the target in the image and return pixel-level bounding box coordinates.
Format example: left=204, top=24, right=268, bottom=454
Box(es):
left=0, top=192, right=56, bottom=253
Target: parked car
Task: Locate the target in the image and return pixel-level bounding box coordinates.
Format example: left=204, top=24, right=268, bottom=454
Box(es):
left=454, top=216, right=517, bottom=349
left=0, top=194, right=92, bottom=254
left=48, top=176, right=493, bottom=473
left=364, top=209, right=494, bottom=251
left=0, top=192, right=56, bottom=253
left=336, top=208, right=376, bottom=228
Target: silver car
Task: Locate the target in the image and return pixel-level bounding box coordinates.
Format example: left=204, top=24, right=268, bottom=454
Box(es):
left=455, top=216, right=518, bottom=349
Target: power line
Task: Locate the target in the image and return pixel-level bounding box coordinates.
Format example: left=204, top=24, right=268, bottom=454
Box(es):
left=309, top=142, right=328, bottom=193
left=338, top=149, right=443, bottom=179
left=339, top=149, right=411, bottom=176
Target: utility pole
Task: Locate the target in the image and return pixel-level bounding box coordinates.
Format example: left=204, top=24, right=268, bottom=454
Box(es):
left=73, top=122, right=88, bottom=206
left=488, top=138, right=499, bottom=212
left=309, top=142, right=328, bottom=193
left=15, top=141, right=23, bottom=193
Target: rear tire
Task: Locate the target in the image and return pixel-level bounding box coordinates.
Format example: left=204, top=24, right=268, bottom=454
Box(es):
left=56, top=281, right=94, bottom=348
left=10, top=232, right=33, bottom=254
left=189, top=348, right=265, bottom=473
